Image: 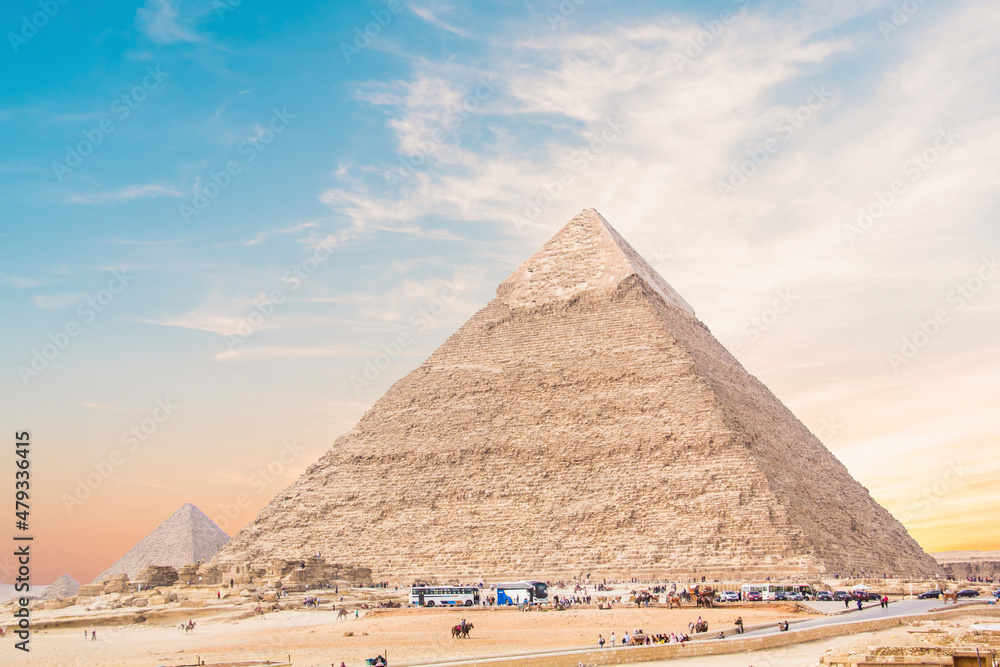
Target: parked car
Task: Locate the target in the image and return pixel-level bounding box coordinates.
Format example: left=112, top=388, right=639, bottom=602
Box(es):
left=833, top=591, right=851, bottom=601
left=786, top=592, right=805, bottom=601
left=917, top=590, right=942, bottom=599
left=852, top=591, right=873, bottom=601
left=956, top=589, right=980, bottom=598
left=717, top=591, right=740, bottom=603
left=816, top=591, right=834, bottom=601
left=745, top=591, right=763, bottom=602
left=774, top=592, right=788, bottom=601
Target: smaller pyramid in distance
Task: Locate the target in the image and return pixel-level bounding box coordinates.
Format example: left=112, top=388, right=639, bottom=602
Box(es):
left=92, top=503, right=229, bottom=583
left=40, top=574, right=80, bottom=599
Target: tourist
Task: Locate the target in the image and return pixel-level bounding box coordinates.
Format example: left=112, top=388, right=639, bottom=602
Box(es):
left=856, top=598, right=862, bottom=611
left=735, top=616, right=744, bottom=634
left=717, top=631, right=725, bottom=639
left=623, top=630, right=630, bottom=646
left=91, top=630, right=96, bottom=640
left=598, top=634, right=605, bottom=648
left=610, top=631, right=616, bottom=646
left=844, top=597, right=850, bottom=609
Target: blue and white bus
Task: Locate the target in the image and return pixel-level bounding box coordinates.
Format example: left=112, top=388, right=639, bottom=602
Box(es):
left=496, top=581, right=549, bottom=605
left=409, top=585, right=480, bottom=607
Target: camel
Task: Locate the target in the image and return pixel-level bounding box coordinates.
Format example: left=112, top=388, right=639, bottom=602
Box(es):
left=337, top=608, right=350, bottom=621
left=451, top=622, right=474, bottom=639
left=666, top=595, right=682, bottom=609
left=689, top=620, right=709, bottom=634
left=942, top=592, right=958, bottom=604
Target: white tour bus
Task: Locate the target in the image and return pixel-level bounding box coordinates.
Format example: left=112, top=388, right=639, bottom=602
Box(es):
left=496, top=581, right=549, bottom=605
left=409, top=585, right=481, bottom=607
left=741, top=582, right=814, bottom=600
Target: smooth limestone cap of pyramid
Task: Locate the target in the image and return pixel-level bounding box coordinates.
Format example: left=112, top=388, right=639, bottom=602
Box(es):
left=498, top=208, right=695, bottom=315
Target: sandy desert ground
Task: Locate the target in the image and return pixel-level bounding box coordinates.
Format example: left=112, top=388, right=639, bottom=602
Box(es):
left=4, top=581, right=997, bottom=667
left=3, top=601, right=810, bottom=667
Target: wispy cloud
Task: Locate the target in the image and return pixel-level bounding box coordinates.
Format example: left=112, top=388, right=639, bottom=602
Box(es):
left=135, top=0, right=203, bottom=44
left=214, top=344, right=364, bottom=362
left=33, top=293, right=89, bottom=311
left=242, top=221, right=318, bottom=247
left=5, top=276, right=45, bottom=289
left=69, top=184, right=183, bottom=205
left=409, top=4, right=472, bottom=38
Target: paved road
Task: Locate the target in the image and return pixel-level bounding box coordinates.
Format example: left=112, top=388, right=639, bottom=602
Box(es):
left=728, top=599, right=982, bottom=639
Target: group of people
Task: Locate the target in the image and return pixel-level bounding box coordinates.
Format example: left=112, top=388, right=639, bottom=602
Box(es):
left=550, top=594, right=592, bottom=606
left=598, top=629, right=691, bottom=647
left=597, top=615, right=756, bottom=647
left=844, top=594, right=889, bottom=610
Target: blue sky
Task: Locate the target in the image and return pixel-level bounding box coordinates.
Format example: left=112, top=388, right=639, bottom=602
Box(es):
left=2, top=0, right=999, bottom=583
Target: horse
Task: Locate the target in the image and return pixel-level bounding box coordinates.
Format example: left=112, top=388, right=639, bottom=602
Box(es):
left=337, top=608, right=349, bottom=621
left=942, top=592, right=958, bottom=604
left=179, top=620, right=196, bottom=634
left=666, top=595, right=682, bottom=609
left=634, top=592, right=652, bottom=608
left=451, top=622, right=474, bottom=639
left=696, top=593, right=714, bottom=609
left=689, top=620, right=708, bottom=634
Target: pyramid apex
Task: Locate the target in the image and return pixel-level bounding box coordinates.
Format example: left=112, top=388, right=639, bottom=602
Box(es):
left=499, top=208, right=694, bottom=315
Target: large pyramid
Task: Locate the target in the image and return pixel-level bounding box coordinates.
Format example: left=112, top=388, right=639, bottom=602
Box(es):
left=217, top=209, right=940, bottom=581
left=94, top=503, right=229, bottom=583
